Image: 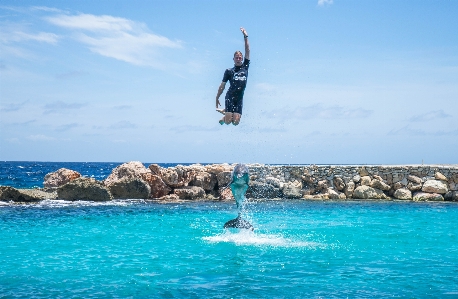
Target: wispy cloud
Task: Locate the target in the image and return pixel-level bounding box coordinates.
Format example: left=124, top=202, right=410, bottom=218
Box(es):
left=318, top=0, right=333, bottom=6
left=0, top=25, right=58, bottom=44
left=109, top=121, right=137, bottom=130
left=266, top=104, right=373, bottom=121
left=0, top=100, right=29, bottom=112
left=55, top=70, right=87, bottom=80
left=45, top=13, right=182, bottom=68
left=112, top=105, right=133, bottom=110
left=170, top=125, right=219, bottom=133
left=408, top=110, right=452, bottom=122
left=55, top=123, right=80, bottom=132
left=388, top=126, right=458, bottom=136
left=27, top=134, right=55, bottom=141
left=43, top=101, right=87, bottom=114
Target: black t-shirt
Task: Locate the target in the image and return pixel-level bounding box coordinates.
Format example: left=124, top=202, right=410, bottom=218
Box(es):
left=222, top=58, right=250, bottom=100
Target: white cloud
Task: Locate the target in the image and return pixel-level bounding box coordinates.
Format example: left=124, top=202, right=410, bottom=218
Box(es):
left=0, top=28, right=58, bottom=44
left=27, top=134, right=55, bottom=141
left=43, top=101, right=87, bottom=114
left=408, top=110, right=452, bottom=122
left=46, top=13, right=182, bottom=68
left=318, top=0, right=333, bottom=6
left=388, top=126, right=458, bottom=136
left=267, top=104, right=373, bottom=121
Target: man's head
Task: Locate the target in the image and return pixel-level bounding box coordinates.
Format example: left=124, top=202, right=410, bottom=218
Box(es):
left=233, top=51, right=243, bottom=66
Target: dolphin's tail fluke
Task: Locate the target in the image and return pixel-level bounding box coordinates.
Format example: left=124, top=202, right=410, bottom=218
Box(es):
left=223, top=215, right=254, bottom=231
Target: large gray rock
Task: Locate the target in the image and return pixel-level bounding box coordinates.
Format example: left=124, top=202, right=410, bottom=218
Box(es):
left=58, top=177, right=112, bottom=201
left=359, top=167, right=370, bottom=177
left=104, top=161, right=149, bottom=186
left=190, top=172, right=217, bottom=191
left=360, top=176, right=372, bottom=186
left=333, top=177, right=345, bottom=191
left=407, top=175, right=422, bottom=184
left=108, top=177, right=150, bottom=199
left=344, top=181, right=355, bottom=197
left=393, top=188, right=412, bottom=200
left=217, top=171, right=232, bottom=188
left=407, top=182, right=422, bottom=192
left=0, top=186, right=57, bottom=202
left=435, top=172, right=447, bottom=181
left=159, top=166, right=195, bottom=188
left=413, top=192, right=444, bottom=202
left=422, top=180, right=448, bottom=194
left=173, top=186, right=205, bottom=200
left=370, top=179, right=391, bottom=191
left=444, top=191, right=458, bottom=201
left=353, top=186, right=389, bottom=200
left=246, top=182, right=281, bottom=199
left=44, top=168, right=81, bottom=188
left=282, top=182, right=302, bottom=199
left=141, top=173, right=171, bottom=198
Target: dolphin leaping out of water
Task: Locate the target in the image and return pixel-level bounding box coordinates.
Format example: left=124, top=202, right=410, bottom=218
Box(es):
left=223, top=163, right=253, bottom=230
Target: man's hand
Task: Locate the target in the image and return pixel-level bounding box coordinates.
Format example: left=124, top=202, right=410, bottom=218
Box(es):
left=216, top=99, right=221, bottom=108
left=240, top=27, right=248, bottom=37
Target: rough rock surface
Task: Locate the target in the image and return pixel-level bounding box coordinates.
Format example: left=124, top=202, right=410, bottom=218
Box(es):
left=353, top=186, right=389, bottom=200
left=34, top=163, right=458, bottom=202
left=413, top=192, right=444, bottom=202
left=108, top=177, right=150, bottom=199
left=282, top=181, right=302, bottom=199
left=246, top=182, right=281, bottom=199
left=44, top=168, right=81, bottom=188
left=105, top=161, right=149, bottom=186
left=0, top=186, right=56, bottom=202
left=370, top=179, right=391, bottom=191
left=217, top=171, right=232, bottom=188
left=435, top=172, right=447, bottom=181
left=58, top=177, right=112, bottom=201
left=361, top=176, right=372, bottom=186
left=333, top=177, right=346, bottom=191
left=190, top=172, right=217, bottom=191
left=219, top=188, right=234, bottom=200
left=394, top=188, right=412, bottom=200
left=444, top=191, right=458, bottom=201
left=407, top=175, right=422, bottom=184
left=141, top=173, right=171, bottom=198
left=422, top=180, right=448, bottom=194
left=159, top=166, right=194, bottom=188
left=174, top=186, right=205, bottom=200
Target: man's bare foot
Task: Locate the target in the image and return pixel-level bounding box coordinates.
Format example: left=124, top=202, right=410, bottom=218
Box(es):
left=216, top=108, right=225, bottom=115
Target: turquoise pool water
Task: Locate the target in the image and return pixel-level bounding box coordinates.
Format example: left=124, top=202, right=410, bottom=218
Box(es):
left=1, top=200, right=457, bottom=298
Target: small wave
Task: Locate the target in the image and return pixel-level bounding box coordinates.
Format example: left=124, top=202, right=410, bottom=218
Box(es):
left=203, top=230, right=322, bottom=248
left=7, top=199, right=146, bottom=208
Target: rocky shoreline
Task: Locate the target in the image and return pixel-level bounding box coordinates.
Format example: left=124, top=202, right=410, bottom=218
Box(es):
left=1, top=162, right=457, bottom=203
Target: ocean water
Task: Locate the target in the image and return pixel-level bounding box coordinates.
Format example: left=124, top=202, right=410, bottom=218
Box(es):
left=1, top=162, right=458, bottom=298
left=1, top=200, right=458, bottom=298
left=0, top=161, right=192, bottom=189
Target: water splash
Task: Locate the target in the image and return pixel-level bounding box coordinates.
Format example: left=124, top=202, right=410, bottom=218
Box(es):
left=203, top=230, right=323, bottom=248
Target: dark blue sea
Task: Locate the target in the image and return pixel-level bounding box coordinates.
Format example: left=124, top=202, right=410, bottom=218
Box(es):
left=1, top=162, right=458, bottom=298
left=0, top=161, right=191, bottom=189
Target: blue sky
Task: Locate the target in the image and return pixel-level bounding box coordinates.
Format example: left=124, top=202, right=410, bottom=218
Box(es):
left=1, top=0, right=457, bottom=164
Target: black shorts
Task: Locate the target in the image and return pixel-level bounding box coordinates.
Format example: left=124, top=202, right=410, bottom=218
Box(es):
left=225, top=97, right=243, bottom=115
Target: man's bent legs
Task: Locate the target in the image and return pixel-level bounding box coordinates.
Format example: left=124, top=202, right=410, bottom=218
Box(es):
left=232, top=113, right=241, bottom=125
left=222, top=112, right=241, bottom=125
left=224, top=112, right=233, bottom=125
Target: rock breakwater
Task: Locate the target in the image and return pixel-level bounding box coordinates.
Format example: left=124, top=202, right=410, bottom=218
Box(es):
left=1, top=162, right=457, bottom=202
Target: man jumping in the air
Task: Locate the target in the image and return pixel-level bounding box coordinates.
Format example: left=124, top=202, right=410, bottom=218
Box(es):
left=215, top=27, right=250, bottom=126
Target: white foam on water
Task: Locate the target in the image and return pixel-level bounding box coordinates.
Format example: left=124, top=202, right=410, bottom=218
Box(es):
left=15, top=199, right=146, bottom=208
left=203, top=230, right=322, bottom=248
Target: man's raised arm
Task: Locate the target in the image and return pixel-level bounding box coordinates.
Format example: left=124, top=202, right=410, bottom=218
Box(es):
left=240, top=27, right=250, bottom=60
